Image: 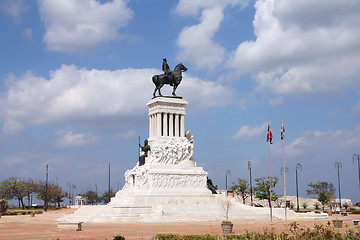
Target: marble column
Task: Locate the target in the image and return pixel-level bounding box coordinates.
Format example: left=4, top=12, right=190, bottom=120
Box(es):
left=174, top=114, right=179, bottom=137
left=149, top=115, right=152, bottom=137
left=163, top=113, right=168, bottom=136
left=169, top=114, right=174, bottom=137
left=156, top=113, right=161, bottom=136
left=180, top=114, right=185, bottom=137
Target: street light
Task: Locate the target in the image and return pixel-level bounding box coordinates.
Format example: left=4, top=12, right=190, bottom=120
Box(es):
left=108, top=163, right=111, bottom=203
left=295, top=163, right=302, bottom=212
left=248, top=161, right=253, bottom=206
left=335, top=162, right=342, bottom=208
left=225, top=170, right=231, bottom=191
left=44, top=164, right=48, bottom=212
left=353, top=154, right=360, bottom=190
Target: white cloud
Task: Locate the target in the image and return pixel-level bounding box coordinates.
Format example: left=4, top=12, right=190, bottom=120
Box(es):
left=55, top=128, right=100, bottom=148
left=1, top=155, right=27, bottom=167
left=38, top=0, right=133, bottom=53
left=175, top=1, right=249, bottom=71
left=228, top=0, right=360, bottom=95
left=175, top=0, right=249, bottom=16
left=285, top=125, right=360, bottom=160
left=181, top=73, right=233, bottom=108
left=232, top=122, right=267, bottom=140
left=176, top=7, right=225, bottom=71
left=1, top=65, right=232, bottom=133
left=328, top=107, right=343, bottom=118
left=0, top=0, right=28, bottom=23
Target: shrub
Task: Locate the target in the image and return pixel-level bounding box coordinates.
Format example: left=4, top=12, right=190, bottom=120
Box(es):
left=314, top=202, right=320, bottom=209
left=113, top=236, right=125, bottom=240
left=154, top=224, right=360, bottom=240
left=302, top=202, right=308, bottom=209
left=349, top=209, right=360, bottom=214
left=343, top=202, right=349, bottom=209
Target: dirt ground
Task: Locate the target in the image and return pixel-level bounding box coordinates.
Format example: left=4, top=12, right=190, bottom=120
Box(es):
left=0, top=208, right=359, bottom=240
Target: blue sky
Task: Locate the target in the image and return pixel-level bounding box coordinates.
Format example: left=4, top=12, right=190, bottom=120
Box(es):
left=1, top=0, right=360, bottom=203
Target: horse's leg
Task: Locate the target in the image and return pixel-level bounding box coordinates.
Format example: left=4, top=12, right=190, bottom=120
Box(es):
left=172, top=84, right=178, bottom=96
left=158, top=84, right=164, bottom=96
left=153, top=87, right=158, bottom=98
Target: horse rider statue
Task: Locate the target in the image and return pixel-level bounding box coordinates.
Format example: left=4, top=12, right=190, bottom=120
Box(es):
left=153, top=58, right=187, bottom=97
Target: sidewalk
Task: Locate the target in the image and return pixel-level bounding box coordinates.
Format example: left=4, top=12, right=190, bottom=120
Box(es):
left=0, top=208, right=359, bottom=239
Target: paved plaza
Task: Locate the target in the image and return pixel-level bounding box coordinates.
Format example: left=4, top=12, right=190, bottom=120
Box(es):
left=0, top=208, right=359, bottom=239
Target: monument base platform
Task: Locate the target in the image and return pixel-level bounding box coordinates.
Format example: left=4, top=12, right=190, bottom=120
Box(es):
left=57, top=96, right=327, bottom=223
left=57, top=190, right=327, bottom=223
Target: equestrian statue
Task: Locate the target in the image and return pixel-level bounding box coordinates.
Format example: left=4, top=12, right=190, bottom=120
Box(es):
left=152, top=58, right=187, bottom=97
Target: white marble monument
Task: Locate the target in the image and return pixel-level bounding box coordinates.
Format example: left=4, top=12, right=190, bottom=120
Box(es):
left=58, top=97, right=327, bottom=223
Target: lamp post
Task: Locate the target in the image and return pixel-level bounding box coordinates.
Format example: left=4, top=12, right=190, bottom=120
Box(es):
left=108, top=163, right=111, bottom=203
left=248, top=161, right=253, bottom=206
left=225, top=170, right=231, bottom=191
left=335, top=162, right=342, bottom=208
left=353, top=154, right=360, bottom=190
left=44, top=164, right=48, bottom=212
left=295, top=163, right=302, bottom=212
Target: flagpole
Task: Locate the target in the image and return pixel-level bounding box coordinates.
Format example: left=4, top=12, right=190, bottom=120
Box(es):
left=268, top=119, right=272, bottom=223
left=282, top=116, right=287, bottom=223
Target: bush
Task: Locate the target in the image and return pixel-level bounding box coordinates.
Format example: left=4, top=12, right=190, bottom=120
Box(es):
left=113, top=236, right=125, bottom=240
left=155, top=234, right=218, bottom=240
left=302, top=202, right=308, bottom=209
left=6, top=212, right=18, bottom=215
left=154, top=223, right=360, bottom=240
left=349, top=209, right=360, bottom=214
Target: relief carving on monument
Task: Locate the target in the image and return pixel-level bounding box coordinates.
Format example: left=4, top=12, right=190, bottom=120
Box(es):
left=149, top=131, right=194, bottom=165
left=150, top=174, right=206, bottom=189
left=123, top=166, right=148, bottom=189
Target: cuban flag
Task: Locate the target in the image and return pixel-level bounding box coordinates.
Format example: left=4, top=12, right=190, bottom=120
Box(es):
left=266, top=120, right=273, bottom=144
left=281, top=116, right=285, bottom=140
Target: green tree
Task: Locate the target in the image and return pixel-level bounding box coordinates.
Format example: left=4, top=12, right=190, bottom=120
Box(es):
left=23, top=178, right=36, bottom=209
left=253, top=176, right=279, bottom=208
left=307, top=181, right=335, bottom=212
left=0, top=177, right=27, bottom=208
left=49, top=184, right=66, bottom=207
left=100, top=189, right=116, bottom=204
left=36, top=181, right=66, bottom=207
left=230, top=178, right=249, bottom=204
left=82, top=190, right=100, bottom=205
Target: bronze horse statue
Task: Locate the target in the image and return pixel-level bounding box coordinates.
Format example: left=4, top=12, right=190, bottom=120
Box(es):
left=152, top=63, right=187, bottom=97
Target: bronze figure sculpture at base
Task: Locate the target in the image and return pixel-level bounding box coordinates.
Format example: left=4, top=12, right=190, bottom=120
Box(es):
left=139, top=139, right=150, bottom=166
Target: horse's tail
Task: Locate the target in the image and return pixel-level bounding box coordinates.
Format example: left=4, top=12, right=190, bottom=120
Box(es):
left=152, top=75, right=158, bottom=86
